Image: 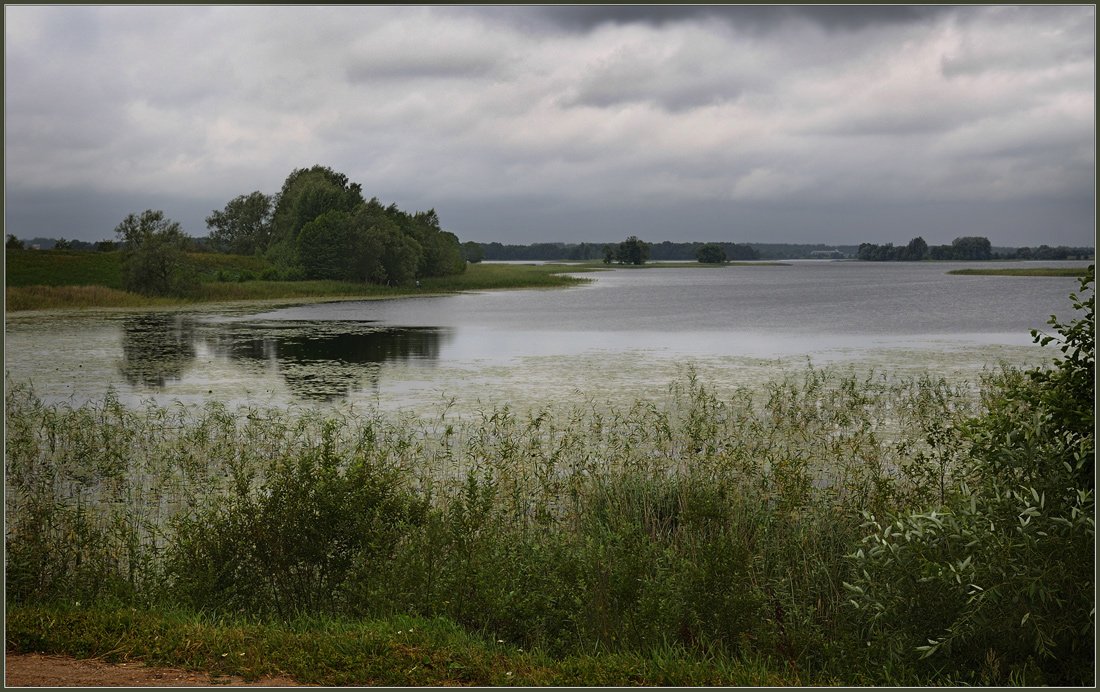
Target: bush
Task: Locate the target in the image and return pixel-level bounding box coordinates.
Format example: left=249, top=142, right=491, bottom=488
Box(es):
left=846, top=266, right=1095, bottom=685
left=166, top=424, right=427, bottom=619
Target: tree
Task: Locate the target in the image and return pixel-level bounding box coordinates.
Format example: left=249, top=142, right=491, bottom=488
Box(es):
left=617, top=236, right=650, bottom=265
left=603, top=245, right=615, bottom=264
left=950, top=236, right=992, bottom=261
left=6, top=234, right=24, bottom=250
left=206, top=191, right=274, bottom=255
left=53, top=238, right=73, bottom=250
left=368, top=221, right=422, bottom=286
left=296, top=211, right=360, bottom=281
left=462, top=241, right=484, bottom=264
left=268, top=165, right=365, bottom=269
left=904, top=236, right=928, bottom=261
left=696, top=243, right=727, bottom=264
left=115, top=210, right=195, bottom=296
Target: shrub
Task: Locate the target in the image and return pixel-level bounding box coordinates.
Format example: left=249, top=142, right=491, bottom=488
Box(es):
left=846, top=266, right=1095, bottom=685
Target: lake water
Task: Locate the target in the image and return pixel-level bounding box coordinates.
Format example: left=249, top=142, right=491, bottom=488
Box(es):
left=5, top=260, right=1089, bottom=415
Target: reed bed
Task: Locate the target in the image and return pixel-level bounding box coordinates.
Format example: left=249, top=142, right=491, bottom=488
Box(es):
left=7, top=365, right=1044, bottom=684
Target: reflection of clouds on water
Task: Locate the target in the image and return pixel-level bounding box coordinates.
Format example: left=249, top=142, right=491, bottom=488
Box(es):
left=118, top=315, right=450, bottom=401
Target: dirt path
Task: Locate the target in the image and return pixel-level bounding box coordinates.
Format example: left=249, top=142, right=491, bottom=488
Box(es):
left=4, top=652, right=308, bottom=687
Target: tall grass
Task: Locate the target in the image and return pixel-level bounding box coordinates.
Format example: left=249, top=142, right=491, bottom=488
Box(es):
left=4, top=366, right=989, bottom=681
left=5, top=285, right=178, bottom=311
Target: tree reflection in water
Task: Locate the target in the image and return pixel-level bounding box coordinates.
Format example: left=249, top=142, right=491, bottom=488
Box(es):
left=118, top=314, right=197, bottom=388
left=119, top=315, right=448, bottom=401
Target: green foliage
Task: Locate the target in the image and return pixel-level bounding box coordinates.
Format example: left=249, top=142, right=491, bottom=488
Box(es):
left=7, top=233, right=25, bottom=250
left=367, top=217, right=422, bottom=285
left=905, top=236, right=928, bottom=260
left=205, top=191, right=274, bottom=255
left=845, top=266, right=1095, bottom=685
left=858, top=236, right=930, bottom=261
left=296, top=210, right=361, bottom=281
left=214, top=166, right=470, bottom=284
left=6, top=605, right=807, bottom=686
left=167, top=432, right=426, bottom=619
left=115, top=210, right=196, bottom=297
left=616, top=236, right=650, bottom=265
left=270, top=166, right=365, bottom=247
left=6, top=365, right=961, bottom=681
left=696, top=243, right=727, bottom=264
left=462, top=241, right=484, bottom=263
left=1029, top=265, right=1095, bottom=452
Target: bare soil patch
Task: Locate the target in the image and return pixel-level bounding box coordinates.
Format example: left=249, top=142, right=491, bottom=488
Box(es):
left=5, top=652, right=308, bottom=687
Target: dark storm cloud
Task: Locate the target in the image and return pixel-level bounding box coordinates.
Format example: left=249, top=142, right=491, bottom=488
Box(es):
left=4, top=5, right=1094, bottom=248
left=512, top=5, right=947, bottom=33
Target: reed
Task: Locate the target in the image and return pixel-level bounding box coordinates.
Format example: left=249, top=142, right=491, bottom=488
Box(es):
left=0, top=366, right=1005, bottom=683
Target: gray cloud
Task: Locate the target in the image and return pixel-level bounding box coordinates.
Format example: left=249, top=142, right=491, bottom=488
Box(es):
left=498, top=5, right=948, bottom=33
left=3, top=5, right=1094, bottom=248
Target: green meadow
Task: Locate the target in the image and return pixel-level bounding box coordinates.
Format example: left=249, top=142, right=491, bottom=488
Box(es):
left=5, top=250, right=594, bottom=311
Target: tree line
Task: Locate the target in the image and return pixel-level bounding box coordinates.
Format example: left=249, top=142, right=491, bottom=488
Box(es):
left=475, top=239, right=759, bottom=262
left=858, top=235, right=1094, bottom=262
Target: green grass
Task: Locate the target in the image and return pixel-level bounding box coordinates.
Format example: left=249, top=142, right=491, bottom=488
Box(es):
left=4, top=249, right=125, bottom=288
left=947, top=267, right=1089, bottom=277
left=5, top=259, right=594, bottom=311
left=6, top=605, right=805, bottom=686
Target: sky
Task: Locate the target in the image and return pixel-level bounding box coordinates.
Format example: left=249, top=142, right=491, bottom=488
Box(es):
left=4, top=5, right=1096, bottom=247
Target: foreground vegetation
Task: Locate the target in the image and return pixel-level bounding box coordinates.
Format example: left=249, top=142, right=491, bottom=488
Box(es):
left=5, top=269, right=1093, bottom=685
left=7, top=606, right=802, bottom=686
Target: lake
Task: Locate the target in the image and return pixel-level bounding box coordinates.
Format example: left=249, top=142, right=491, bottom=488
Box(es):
left=4, top=260, right=1089, bottom=415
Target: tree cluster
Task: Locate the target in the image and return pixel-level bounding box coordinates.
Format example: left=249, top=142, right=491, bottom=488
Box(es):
left=858, top=236, right=995, bottom=262
left=695, top=243, right=727, bottom=264
left=996, top=245, right=1095, bottom=261
left=206, top=165, right=466, bottom=285
left=601, top=236, right=650, bottom=265
left=475, top=239, right=758, bottom=262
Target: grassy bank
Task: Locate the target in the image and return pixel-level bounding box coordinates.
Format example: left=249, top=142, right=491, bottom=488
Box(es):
left=5, top=260, right=595, bottom=312
left=947, top=266, right=1089, bottom=277
left=6, top=606, right=804, bottom=686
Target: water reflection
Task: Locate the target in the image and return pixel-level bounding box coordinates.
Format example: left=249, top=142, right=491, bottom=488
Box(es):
left=119, top=315, right=197, bottom=387
left=118, top=315, right=449, bottom=401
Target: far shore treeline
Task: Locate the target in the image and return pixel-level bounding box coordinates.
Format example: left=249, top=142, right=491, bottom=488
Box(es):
left=9, top=232, right=1093, bottom=264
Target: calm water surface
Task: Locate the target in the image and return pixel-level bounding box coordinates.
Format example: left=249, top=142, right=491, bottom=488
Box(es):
left=5, top=261, right=1088, bottom=413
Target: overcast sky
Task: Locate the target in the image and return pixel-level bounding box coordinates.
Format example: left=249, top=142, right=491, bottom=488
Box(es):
left=4, top=5, right=1095, bottom=246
